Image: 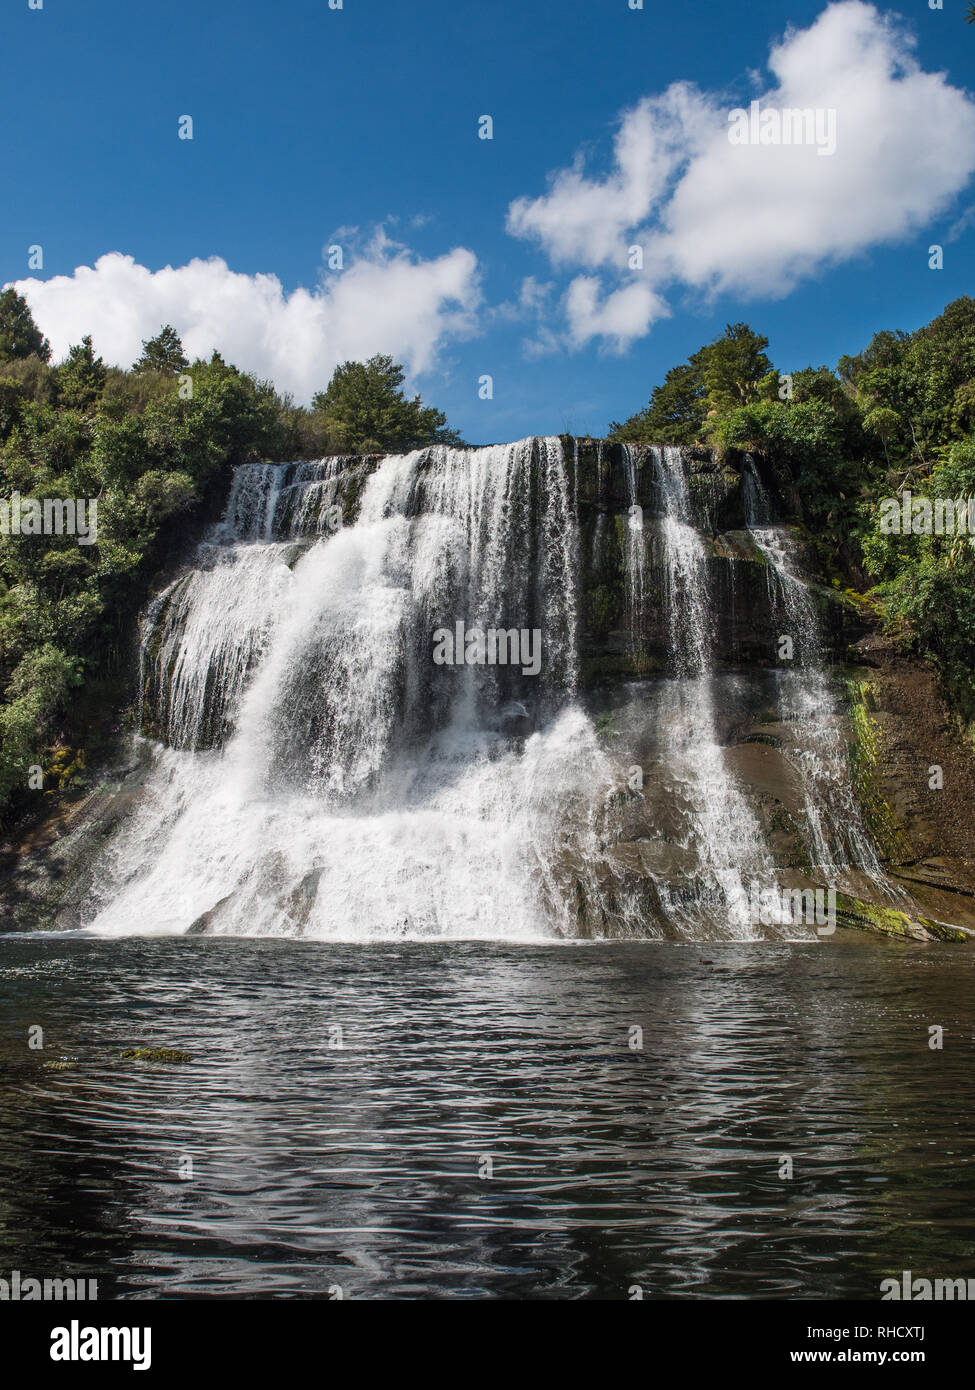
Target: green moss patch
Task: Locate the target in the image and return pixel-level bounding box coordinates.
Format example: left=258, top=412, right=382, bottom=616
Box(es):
left=846, top=680, right=911, bottom=863
left=120, top=1047, right=193, bottom=1064
left=835, top=892, right=966, bottom=942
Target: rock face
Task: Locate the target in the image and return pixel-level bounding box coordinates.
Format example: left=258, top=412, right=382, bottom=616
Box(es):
left=562, top=440, right=973, bottom=941
left=845, top=635, right=975, bottom=933
left=568, top=439, right=864, bottom=682
left=0, top=437, right=970, bottom=943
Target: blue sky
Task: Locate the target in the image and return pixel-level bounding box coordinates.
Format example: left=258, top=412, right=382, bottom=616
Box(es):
left=3, top=0, right=974, bottom=444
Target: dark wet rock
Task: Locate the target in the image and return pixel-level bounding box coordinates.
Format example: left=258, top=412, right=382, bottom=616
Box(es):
left=0, top=748, right=156, bottom=932
left=187, top=895, right=235, bottom=934
left=494, top=701, right=534, bottom=738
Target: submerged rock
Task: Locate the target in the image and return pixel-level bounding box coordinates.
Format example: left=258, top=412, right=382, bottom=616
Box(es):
left=120, top=1048, right=193, bottom=1064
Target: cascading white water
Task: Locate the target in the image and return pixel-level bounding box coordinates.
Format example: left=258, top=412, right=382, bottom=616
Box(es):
left=742, top=466, right=885, bottom=881
left=87, top=439, right=617, bottom=940
left=641, top=445, right=777, bottom=936
left=141, top=459, right=352, bottom=751
left=621, top=444, right=646, bottom=644
left=75, top=437, right=895, bottom=942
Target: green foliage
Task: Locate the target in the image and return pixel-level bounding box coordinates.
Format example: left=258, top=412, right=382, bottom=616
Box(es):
left=847, top=305, right=975, bottom=725
left=862, top=439, right=975, bottom=722
left=133, top=325, right=189, bottom=376
left=311, top=354, right=464, bottom=453
left=609, top=323, right=772, bottom=443
left=53, top=336, right=107, bottom=411
left=0, top=645, right=81, bottom=801
left=839, top=298, right=975, bottom=468
left=700, top=323, right=773, bottom=414
left=0, top=354, right=54, bottom=413
left=0, top=378, right=26, bottom=441
left=0, top=290, right=51, bottom=364
left=709, top=397, right=864, bottom=538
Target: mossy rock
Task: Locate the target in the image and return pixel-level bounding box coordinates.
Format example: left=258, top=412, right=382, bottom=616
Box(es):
left=120, top=1047, right=193, bottom=1064
left=43, top=746, right=87, bottom=793
left=835, top=892, right=967, bottom=942
left=42, top=1059, right=76, bottom=1070
left=845, top=681, right=911, bottom=862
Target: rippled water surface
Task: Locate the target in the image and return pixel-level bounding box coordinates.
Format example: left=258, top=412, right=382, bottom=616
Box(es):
left=1, top=936, right=973, bottom=1298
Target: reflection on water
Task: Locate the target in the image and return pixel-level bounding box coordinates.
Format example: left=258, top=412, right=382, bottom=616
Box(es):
left=0, top=936, right=973, bottom=1299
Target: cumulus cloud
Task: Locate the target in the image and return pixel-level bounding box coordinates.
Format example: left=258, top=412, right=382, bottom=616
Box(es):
left=507, top=83, right=713, bottom=272
left=662, top=1, right=975, bottom=294
left=564, top=277, right=670, bottom=351
left=10, top=231, right=481, bottom=402
left=507, top=1, right=975, bottom=346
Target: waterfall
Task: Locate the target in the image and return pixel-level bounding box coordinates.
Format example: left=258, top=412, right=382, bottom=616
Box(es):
left=643, top=445, right=777, bottom=935
left=742, top=464, right=886, bottom=884
left=622, top=443, right=646, bottom=645
left=71, top=438, right=894, bottom=942
left=85, top=439, right=617, bottom=940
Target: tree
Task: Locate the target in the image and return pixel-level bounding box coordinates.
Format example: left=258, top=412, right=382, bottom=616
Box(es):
left=0, top=645, right=81, bottom=803
left=863, top=406, right=901, bottom=465
left=311, top=354, right=463, bottom=453
left=609, top=324, right=771, bottom=443
left=699, top=323, right=772, bottom=415
left=610, top=362, right=706, bottom=444
left=0, top=288, right=51, bottom=363
left=53, top=336, right=107, bottom=410
left=133, top=324, right=189, bottom=375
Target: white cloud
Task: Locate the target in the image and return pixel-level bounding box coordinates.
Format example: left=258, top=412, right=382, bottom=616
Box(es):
left=661, top=1, right=975, bottom=295
left=507, top=82, right=713, bottom=272
left=564, top=277, right=670, bottom=351
left=489, top=275, right=556, bottom=325
left=9, top=231, right=481, bottom=402
left=507, top=1, right=975, bottom=344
